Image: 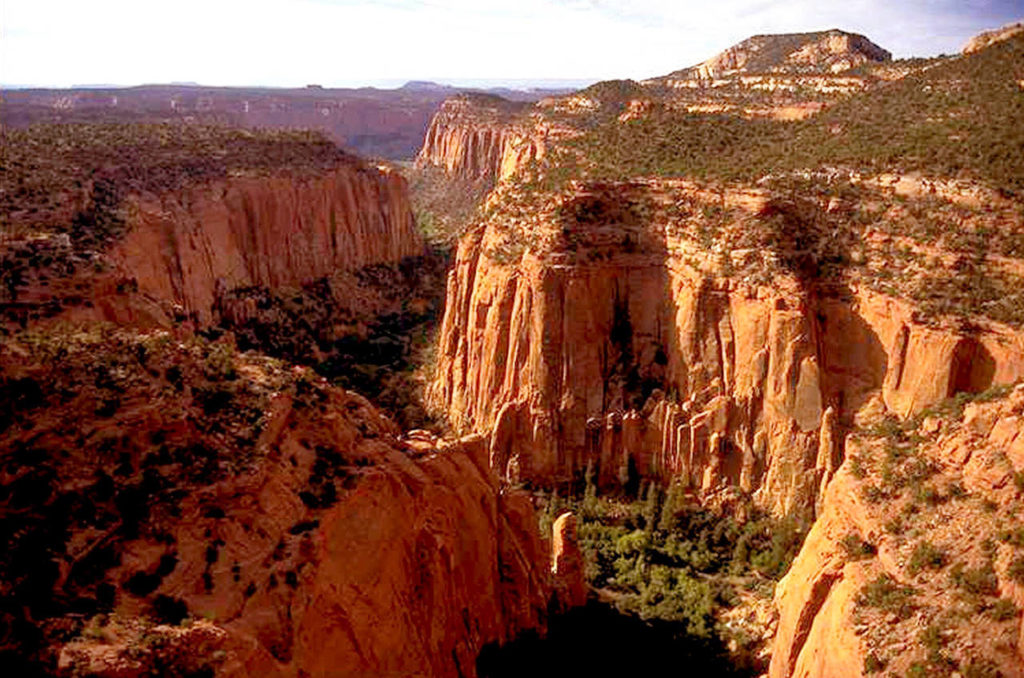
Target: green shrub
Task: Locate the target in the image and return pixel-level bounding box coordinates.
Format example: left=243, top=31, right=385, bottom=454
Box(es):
left=963, top=659, right=1003, bottom=678
left=950, top=562, right=1000, bottom=596
left=1008, top=556, right=1024, bottom=584
left=908, top=541, right=948, bottom=576
left=840, top=532, right=876, bottom=560
left=987, top=598, right=1018, bottom=621
left=856, top=574, right=917, bottom=619
left=863, top=653, right=886, bottom=673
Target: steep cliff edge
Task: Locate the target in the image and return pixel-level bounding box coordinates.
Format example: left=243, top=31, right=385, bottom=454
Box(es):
left=1, top=124, right=425, bottom=331
left=113, top=164, right=422, bottom=324
left=426, top=178, right=1024, bottom=520
left=770, top=384, right=1024, bottom=677
left=0, top=329, right=578, bottom=677
left=415, top=94, right=571, bottom=185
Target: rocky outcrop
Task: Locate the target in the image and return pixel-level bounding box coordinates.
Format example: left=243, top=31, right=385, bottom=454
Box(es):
left=770, top=385, right=1024, bottom=677
left=0, top=332, right=581, bottom=677
left=1, top=162, right=425, bottom=333
left=661, top=30, right=891, bottom=81
left=427, top=181, right=1024, bottom=520
left=111, top=165, right=423, bottom=324
left=963, top=20, right=1024, bottom=54
left=416, top=95, right=553, bottom=184
left=551, top=512, right=587, bottom=609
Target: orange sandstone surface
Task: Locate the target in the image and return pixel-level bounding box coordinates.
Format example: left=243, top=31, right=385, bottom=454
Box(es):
left=0, top=333, right=579, bottom=677
left=426, top=180, right=1024, bottom=524
left=771, top=385, right=1024, bottom=677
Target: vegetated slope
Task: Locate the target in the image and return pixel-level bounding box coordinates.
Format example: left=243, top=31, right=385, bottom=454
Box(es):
left=524, top=483, right=803, bottom=673
left=771, top=383, right=1024, bottom=677
left=568, top=32, right=1024, bottom=193
left=1, top=123, right=355, bottom=240
left=0, top=327, right=572, bottom=677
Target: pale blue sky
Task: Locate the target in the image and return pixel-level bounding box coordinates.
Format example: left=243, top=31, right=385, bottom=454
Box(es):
left=2, top=0, right=1021, bottom=88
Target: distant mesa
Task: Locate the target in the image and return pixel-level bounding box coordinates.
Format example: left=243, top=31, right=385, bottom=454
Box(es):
left=401, top=80, right=455, bottom=92
left=652, top=29, right=891, bottom=82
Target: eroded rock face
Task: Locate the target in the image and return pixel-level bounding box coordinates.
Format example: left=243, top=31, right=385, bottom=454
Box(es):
left=2, top=163, right=425, bottom=334
left=770, top=386, right=1024, bottom=677
left=416, top=95, right=557, bottom=184
left=551, top=512, right=587, bottom=609
left=112, top=165, right=423, bottom=324
left=0, top=334, right=574, bottom=677
left=426, top=181, right=1024, bottom=520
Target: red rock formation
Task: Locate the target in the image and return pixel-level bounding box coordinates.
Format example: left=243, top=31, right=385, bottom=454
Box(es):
left=2, top=163, right=425, bottom=334
left=0, top=332, right=579, bottom=677
left=427, top=181, right=1024, bottom=520
left=416, top=95, right=555, bottom=184
left=770, top=385, right=1024, bottom=677
left=551, top=512, right=587, bottom=609
left=111, top=165, right=423, bottom=324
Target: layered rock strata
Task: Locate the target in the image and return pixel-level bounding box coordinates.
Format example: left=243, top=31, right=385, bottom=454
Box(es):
left=427, top=182, right=1024, bottom=520
left=416, top=95, right=558, bottom=184
left=112, top=165, right=423, bottom=324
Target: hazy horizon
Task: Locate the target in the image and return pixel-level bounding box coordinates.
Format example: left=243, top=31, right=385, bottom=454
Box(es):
left=0, top=77, right=600, bottom=92
left=2, top=0, right=1021, bottom=89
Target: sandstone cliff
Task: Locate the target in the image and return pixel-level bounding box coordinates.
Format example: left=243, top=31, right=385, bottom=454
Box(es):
left=2, top=125, right=426, bottom=332
left=2, top=165, right=424, bottom=332
left=112, top=165, right=423, bottom=324
left=415, top=94, right=560, bottom=185
left=426, top=180, right=1024, bottom=520
left=770, top=385, right=1024, bottom=677
left=0, top=330, right=579, bottom=677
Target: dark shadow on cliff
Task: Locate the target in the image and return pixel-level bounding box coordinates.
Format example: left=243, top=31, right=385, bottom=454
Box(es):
left=949, top=332, right=996, bottom=396
left=476, top=599, right=751, bottom=678
left=213, top=248, right=451, bottom=430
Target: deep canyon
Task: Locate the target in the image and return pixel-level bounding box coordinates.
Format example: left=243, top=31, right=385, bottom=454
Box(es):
left=2, top=22, right=1024, bottom=678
